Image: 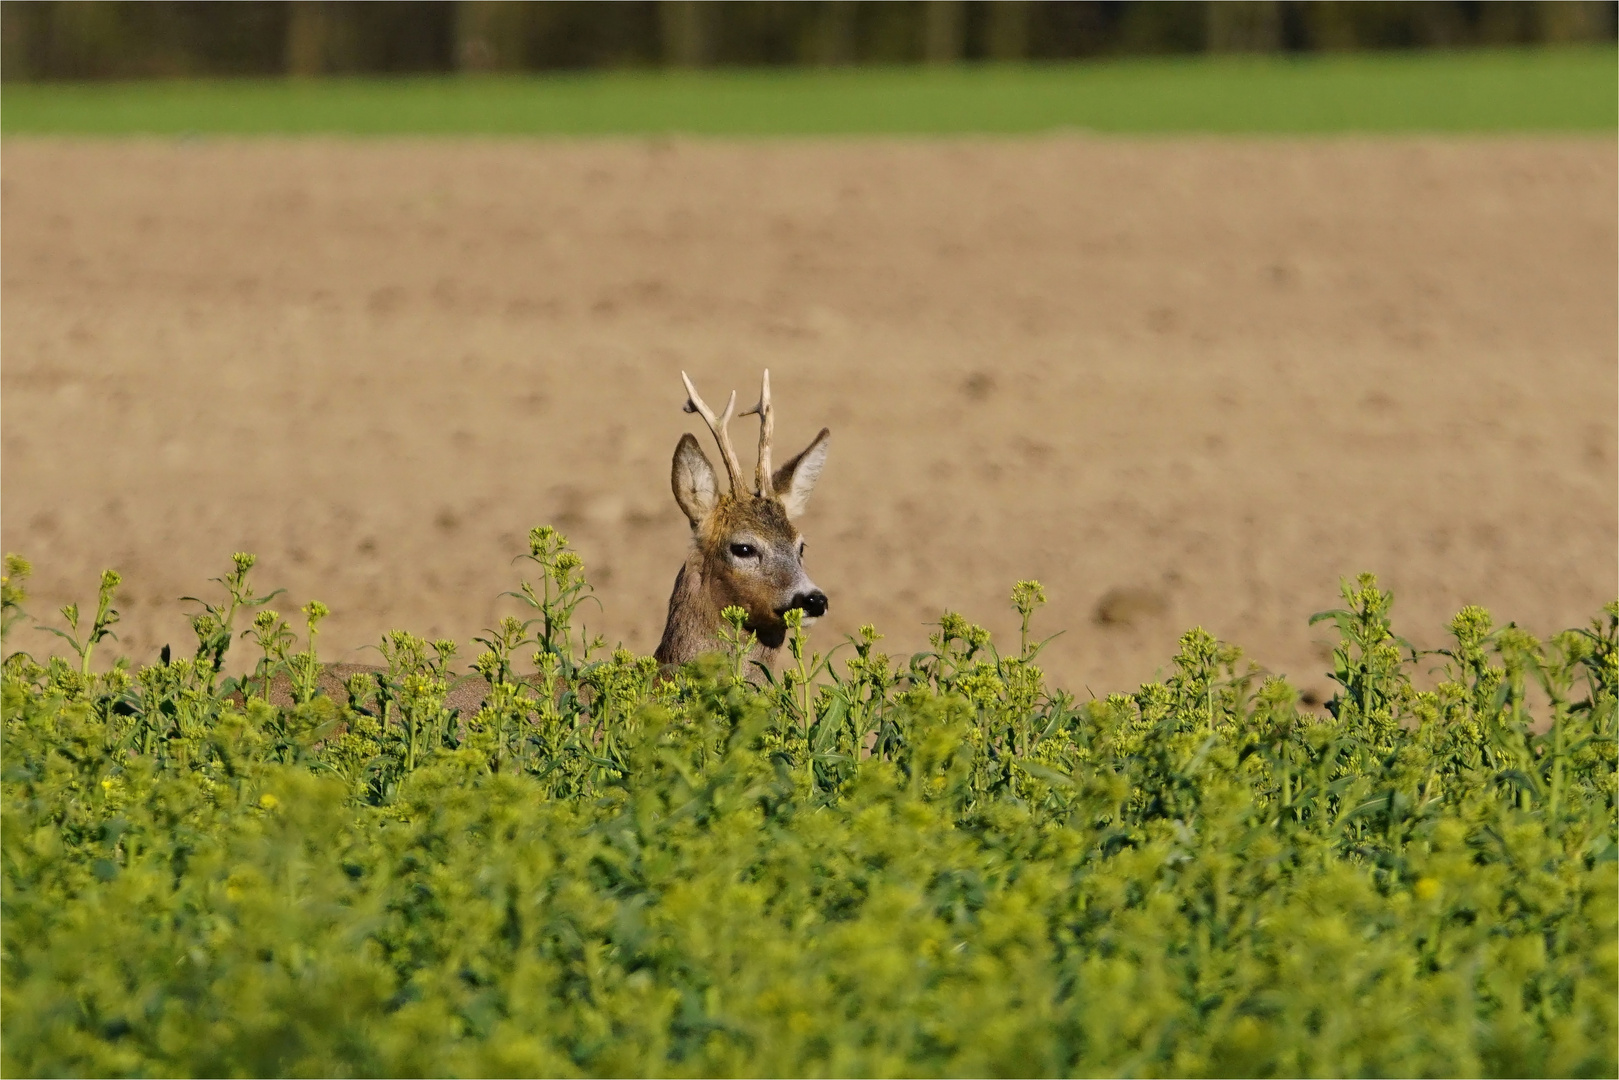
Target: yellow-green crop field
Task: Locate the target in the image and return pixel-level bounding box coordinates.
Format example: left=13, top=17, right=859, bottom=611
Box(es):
left=1, top=533, right=1614, bottom=1077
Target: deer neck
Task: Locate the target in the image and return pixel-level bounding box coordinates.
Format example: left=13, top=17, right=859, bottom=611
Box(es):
left=654, top=551, right=781, bottom=671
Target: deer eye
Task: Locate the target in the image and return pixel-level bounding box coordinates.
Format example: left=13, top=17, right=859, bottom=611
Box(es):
left=729, top=543, right=757, bottom=559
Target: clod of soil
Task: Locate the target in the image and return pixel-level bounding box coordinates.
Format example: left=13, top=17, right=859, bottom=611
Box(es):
left=1093, top=586, right=1170, bottom=628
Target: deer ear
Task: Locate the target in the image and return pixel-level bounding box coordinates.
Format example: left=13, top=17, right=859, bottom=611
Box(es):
left=771, top=428, right=829, bottom=519
left=671, top=433, right=720, bottom=526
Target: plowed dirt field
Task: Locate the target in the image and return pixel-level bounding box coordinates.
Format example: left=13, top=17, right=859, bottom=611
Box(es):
left=3, top=137, right=1614, bottom=698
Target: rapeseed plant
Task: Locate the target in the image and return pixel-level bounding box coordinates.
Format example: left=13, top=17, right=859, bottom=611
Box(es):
left=1, top=537, right=1614, bottom=1077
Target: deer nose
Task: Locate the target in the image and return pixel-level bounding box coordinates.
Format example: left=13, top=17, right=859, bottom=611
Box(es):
left=789, top=590, right=828, bottom=619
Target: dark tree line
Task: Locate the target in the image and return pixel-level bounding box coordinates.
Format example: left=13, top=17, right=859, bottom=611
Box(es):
left=2, top=1, right=1613, bottom=81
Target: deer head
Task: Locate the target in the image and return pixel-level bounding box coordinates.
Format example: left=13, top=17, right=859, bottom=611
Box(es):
left=654, top=370, right=830, bottom=667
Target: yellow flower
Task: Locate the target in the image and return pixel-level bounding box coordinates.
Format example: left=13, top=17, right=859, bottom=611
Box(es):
left=259, top=793, right=280, bottom=810
left=1414, top=877, right=1440, bottom=901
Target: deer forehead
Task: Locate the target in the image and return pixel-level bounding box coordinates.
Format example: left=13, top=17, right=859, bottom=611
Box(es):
left=700, top=496, right=799, bottom=547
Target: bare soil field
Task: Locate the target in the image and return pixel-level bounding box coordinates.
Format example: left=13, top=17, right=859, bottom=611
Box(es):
left=3, top=137, right=1614, bottom=699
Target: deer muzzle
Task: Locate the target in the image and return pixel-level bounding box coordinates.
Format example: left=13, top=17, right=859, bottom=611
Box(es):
left=780, top=590, right=828, bottom=620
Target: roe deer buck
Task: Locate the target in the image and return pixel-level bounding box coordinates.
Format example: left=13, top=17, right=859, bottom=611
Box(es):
left=655, top=370, right=830, bottom=669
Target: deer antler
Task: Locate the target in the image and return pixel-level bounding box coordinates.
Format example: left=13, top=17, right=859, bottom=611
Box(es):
left=681, top=371, right=744, bottom=498
left=740, top=369, right=774, bottom=497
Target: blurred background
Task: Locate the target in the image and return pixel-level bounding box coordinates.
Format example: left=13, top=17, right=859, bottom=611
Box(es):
left=2, top=2, right=1615, bottom=701
left=2, top=0, right=1615, bottom=80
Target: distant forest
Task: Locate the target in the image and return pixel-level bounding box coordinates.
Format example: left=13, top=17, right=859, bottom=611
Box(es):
left=2, top=1, right=1614, bottom=81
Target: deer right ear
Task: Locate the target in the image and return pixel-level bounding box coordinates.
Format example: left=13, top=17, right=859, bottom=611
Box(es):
left=671, top=432, right=720, bottom=526
left=771, top=428, right=830, bottom=519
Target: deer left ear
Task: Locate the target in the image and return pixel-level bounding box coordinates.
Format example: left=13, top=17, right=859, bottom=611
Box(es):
left=771, top=428, right=830, bottom=519
left=672, top=432, right=720, bottom=527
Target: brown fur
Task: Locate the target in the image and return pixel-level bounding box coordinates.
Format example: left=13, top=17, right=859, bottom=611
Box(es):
left=655, top=375, right=830, bottom=669
left=657, top=497, right=806, bottom=664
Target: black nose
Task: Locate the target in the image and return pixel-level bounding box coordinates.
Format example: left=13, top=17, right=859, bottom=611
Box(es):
left=790, top=591, right=828, bottom=619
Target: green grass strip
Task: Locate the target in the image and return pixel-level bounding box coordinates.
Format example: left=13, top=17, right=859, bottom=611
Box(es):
left=2, top=46, right=1614, bottom=136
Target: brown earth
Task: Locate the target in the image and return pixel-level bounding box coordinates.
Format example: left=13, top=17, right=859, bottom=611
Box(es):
left=3, top=137, right=1615, bottom=701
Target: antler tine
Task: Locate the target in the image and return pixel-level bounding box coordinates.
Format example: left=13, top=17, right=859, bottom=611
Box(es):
left=740, top=369, right=774, bottom=497
left=680, top=371, right=744, bottom=497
